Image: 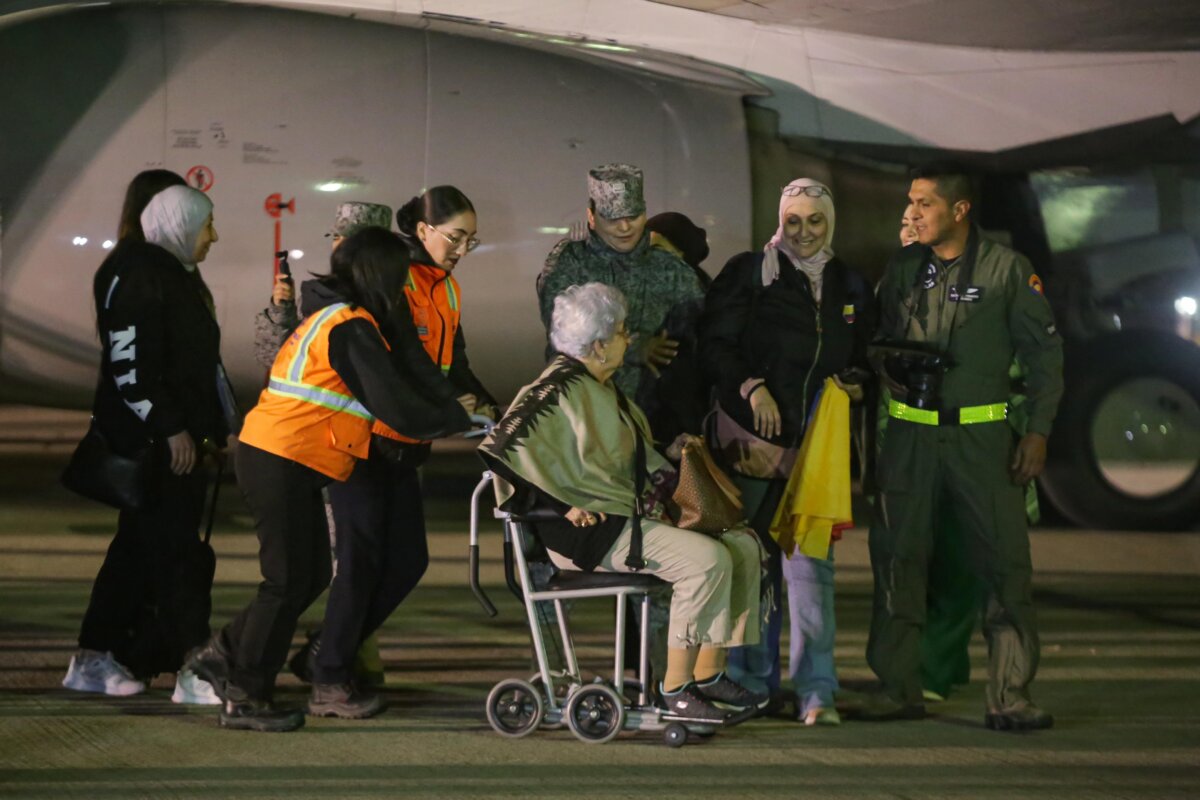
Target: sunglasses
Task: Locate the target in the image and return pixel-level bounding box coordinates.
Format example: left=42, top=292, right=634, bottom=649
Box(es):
left=781, top=185, right=832, bottom=199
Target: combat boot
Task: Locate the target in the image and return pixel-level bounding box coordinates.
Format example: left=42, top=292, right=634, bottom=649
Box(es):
left=308, top=682, right=386, bottom=719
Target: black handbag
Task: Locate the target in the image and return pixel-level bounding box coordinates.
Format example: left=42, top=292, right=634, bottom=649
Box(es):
left=61, top=423, right=155, bottom=510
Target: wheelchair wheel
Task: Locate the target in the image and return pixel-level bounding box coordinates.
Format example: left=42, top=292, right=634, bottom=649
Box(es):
left=564, top=684, right=626, bottom=744
left=529, top=672, right=574, bottom=730
left=663, top=722, right=688, bottom=748
left=485, top=679, right=544, bottom=738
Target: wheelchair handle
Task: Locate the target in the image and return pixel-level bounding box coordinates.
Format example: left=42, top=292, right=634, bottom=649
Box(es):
left=462, top=413, right=497, bottom=439
left=469, top=472, right=498, bottom=617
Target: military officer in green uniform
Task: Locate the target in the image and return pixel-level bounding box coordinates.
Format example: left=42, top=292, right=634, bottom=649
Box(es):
left=864, top=165, right=1063, bottom=730
left=537, top=164, right=705, bottom=409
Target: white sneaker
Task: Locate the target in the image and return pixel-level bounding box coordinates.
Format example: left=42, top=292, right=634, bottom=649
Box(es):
left=172, top=667, right=221, bottom=705
left=62, top=650, right=145, bottom=696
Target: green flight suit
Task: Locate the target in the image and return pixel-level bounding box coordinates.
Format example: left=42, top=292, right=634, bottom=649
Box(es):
left=867, top=228, right=1063, bottom=712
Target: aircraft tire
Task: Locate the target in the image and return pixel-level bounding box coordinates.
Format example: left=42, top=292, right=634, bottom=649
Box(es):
left=1040, top=331, right=1200, bottom=531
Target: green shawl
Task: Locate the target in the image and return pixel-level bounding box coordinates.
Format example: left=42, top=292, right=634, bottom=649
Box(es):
left=479, top=355, right=668, bottom=515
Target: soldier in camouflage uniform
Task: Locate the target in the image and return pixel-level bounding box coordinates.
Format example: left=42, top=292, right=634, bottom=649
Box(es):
left=537, top=164, right=705, bottom=419
left=253, top=201, right=393, bottom=368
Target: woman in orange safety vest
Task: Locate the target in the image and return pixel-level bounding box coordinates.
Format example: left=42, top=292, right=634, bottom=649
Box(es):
left=300, top=186, right=497, bottom=716
left=188, top=227, right=470, bottom=733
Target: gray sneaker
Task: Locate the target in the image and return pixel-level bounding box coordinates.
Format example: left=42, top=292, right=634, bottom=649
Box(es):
left=62, top=650, right=145, bottom=697
left=308, top=683, right=385, bottom=719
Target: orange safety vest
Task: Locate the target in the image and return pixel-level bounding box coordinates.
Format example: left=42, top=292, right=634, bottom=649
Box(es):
left=371, top=263, right=462, bottom=444
left=240, top=302, right=383, bottom=481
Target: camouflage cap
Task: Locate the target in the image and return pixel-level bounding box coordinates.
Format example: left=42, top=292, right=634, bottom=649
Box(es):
left=326, top=201, right=394, bottom=237
left=587, top=163, right=646, bottom=219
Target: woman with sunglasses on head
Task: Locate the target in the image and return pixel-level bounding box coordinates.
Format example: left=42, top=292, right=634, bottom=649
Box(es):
left=701, top=178, right=877, bottom=725
left=286, top=186, right=498, bottom=717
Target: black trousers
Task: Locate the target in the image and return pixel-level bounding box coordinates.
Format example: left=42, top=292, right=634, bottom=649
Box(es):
left=222, top=444, right=332, bottom=700
left=313, top=451, right=428, bottom=684
left=78, top=459, right=211, bottom=677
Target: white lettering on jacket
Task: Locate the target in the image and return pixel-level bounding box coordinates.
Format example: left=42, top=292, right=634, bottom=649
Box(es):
left=114, top=369, right=137, bottom=388
left=123, top=398, right=152, bottom=421
left=109, top=326, right=136, bottom=362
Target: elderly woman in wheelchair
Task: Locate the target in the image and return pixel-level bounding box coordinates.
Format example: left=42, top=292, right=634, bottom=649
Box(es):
left=479, top=282, right=766, bottom=725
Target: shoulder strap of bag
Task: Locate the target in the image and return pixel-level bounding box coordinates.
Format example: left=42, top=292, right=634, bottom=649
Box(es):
left=614, top=388, right=647, bottom=571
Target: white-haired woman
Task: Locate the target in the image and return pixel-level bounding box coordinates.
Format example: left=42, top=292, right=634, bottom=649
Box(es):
left=701, top=178, right=877, bottom=725
left=65, top=184, right=229, bottom=704
left=480, top=282, right=765, bottom=724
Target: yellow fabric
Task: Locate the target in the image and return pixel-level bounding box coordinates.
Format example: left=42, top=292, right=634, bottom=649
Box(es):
left=769, top=378, right=852, bottom=560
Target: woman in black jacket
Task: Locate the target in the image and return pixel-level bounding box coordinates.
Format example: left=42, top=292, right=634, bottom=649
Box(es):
left=190, top=228, right=470, bottom=732
left=64, top=183, right=229, bottom=704
left=701, top=178, right=876, bottom=725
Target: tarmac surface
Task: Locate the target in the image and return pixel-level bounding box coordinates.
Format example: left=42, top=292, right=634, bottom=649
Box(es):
left=0, top=408, right=1198, bottom=799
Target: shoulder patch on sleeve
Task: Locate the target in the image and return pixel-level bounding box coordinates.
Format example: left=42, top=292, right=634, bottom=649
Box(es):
left=1028, top=273, right=1044, bottom=296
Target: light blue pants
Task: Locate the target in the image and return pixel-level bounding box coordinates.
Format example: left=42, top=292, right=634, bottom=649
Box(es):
left=725, top=475, right=839, bottom=713
left=785, top=546, right=838, bottom=714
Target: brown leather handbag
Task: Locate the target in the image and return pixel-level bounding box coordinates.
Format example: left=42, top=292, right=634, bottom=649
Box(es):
left=671, top=439, right=745, bottom=536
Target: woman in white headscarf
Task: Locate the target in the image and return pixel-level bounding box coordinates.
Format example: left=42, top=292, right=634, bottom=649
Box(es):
left=64, top=183, right=231, bottom=706
left=701, top=178, right=877, bottom=725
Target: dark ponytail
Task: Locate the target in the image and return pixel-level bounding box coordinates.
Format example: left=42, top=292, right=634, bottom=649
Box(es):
left=117, top=169, right=186, bottom=242
left=394, top=185, right=475, bottom=238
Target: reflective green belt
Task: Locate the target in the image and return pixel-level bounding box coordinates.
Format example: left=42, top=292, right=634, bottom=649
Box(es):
left=888, top=399, right=1007, bottom=426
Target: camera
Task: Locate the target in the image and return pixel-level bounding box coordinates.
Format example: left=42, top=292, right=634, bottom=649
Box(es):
left=869, top=342, right=952, bottom=410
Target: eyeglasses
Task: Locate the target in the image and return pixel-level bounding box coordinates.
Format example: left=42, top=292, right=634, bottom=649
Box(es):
left=780, top=184, right=832, bottom=199
left=432, top=227, right=481, bottom=253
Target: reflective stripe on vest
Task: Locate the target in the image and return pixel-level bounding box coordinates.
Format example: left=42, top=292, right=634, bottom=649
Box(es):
left=276, top=302, right=374, bottom=421
left=266, top=377, right=372, bottom=420
left=888, top=399, right=1007, bottom=426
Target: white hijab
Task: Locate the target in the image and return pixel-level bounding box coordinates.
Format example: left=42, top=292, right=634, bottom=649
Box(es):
left=140, top=185, right=213, bottom=271
left=762, top=177, right=836, bottom=301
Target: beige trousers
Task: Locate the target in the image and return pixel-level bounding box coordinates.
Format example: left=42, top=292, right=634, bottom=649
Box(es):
left=550, top=520, right=762, bottom=649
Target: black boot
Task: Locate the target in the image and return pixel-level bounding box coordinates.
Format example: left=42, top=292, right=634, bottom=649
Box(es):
left=985, top=704, right=1054, bottom=732
left=218, top=697, right=306, bottom=732
left=185, top=633, right=233, bottom=702
left=287, top=630, right=319, bottom=684
left=218, top=683, right=305, bottom=733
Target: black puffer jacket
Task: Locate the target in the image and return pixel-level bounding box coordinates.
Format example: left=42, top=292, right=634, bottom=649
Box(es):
left=91, top=240, right=228, bottom=457
left=701, top=251, right=877, bottom=444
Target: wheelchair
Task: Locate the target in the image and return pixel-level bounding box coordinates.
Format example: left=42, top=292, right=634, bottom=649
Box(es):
left=468, top=470, right=726, bottom=747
